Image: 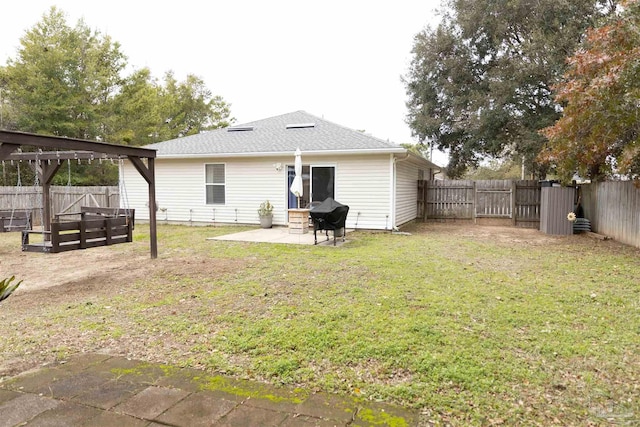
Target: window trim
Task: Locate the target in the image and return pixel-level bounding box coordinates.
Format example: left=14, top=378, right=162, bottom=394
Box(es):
left=204, top=163, right=226, bottom=205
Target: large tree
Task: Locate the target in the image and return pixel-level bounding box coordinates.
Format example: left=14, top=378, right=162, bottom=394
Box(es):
left=0, top=7, right=234, bottom=184
left=404, top=0, right=618, bottom=178
left=158, top=72, right=233, bottom=140
left=0, top=7, right=126, bottom=139
left=105, top=70, right=234, bottom=147
left=540, top=0, right=640, bottom=183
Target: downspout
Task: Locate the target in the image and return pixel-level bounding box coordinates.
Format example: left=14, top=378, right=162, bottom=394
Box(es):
left=391, top=152, right=411, bottom=231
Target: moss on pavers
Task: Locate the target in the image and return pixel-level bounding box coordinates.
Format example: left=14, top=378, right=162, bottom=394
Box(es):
left=98, top=357, right=171, bottom=385
left=291, top=392, right=418, bottom=426
left=1, top=354, right=420, bottom=426
left=109, top=362, right=309, bottom=408
left=98, top=356, right=419, bottom=426
left=353, top=402, right=418, bottom=427
left=293, top=392, right=356, bottom=422
left=198, top=374, right=309, bottom=406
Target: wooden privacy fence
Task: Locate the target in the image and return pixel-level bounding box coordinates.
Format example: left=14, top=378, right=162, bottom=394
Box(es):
left=580, top=181, right=640, bottom=248
left=0, top=186, right=119, bottom=226
left=418, top=180, right=541, bottom=228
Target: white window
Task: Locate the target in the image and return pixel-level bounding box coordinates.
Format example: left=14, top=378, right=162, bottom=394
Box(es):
left=205, top=164, right=225, bottom=204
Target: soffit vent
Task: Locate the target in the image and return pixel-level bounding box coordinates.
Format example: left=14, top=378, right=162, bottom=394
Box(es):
left=227, top=126, right=254, bottom=132
left=285, top=123, right=315, bottom=129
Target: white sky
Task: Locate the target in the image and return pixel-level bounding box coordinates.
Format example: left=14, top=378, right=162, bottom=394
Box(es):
left=1, top=1, right=447, bottom=165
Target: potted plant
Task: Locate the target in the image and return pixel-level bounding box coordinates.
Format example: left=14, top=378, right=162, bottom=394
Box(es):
left=258, top=200, right=274, bottom=228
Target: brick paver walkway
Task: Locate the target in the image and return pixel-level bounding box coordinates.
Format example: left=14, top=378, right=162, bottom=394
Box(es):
left=0, top=353, right=418, bottom=426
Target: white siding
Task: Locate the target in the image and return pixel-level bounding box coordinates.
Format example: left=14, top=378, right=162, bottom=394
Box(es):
left=331, top=154, right=392, bottom=230
left=395, top=160, right=420, bottom=227
left=122, top=153, right=395, bottom=230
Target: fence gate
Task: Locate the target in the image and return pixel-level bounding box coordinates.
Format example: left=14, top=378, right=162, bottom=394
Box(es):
left=475, top=180, right=513, bottom=218
left=420, top=179, right=541, bottom=228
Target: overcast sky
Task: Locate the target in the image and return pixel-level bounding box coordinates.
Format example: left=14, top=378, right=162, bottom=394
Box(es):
left=1, top=1, right=446, bottom=164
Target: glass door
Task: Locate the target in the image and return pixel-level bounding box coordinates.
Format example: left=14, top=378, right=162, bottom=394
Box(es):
left=310, top=166, right=335, bottom=203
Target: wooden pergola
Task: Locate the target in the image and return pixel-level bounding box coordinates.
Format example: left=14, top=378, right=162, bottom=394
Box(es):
left=0, top=130, right=158, bottom=258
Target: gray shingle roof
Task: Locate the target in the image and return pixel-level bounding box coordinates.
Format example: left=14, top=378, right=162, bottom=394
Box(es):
left=145, top=111, right=404, bottom=157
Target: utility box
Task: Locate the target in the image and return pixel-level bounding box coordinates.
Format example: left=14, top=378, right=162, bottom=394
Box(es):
left=540, top=187, right=575, bottom=235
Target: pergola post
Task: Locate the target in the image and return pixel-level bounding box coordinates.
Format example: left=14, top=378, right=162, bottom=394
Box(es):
left=127, top=155, right=158, bottom=259
left=36, top=161, right=63, bottom=233
left=148, top=158, right=157, bottom=259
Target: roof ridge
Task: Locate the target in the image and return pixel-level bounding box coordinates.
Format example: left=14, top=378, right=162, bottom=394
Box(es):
left=237, top=110, right=398, bottom=148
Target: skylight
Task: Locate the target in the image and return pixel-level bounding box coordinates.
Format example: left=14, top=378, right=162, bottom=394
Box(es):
left=227, top=126, right=254, bottom=132
left=285, top=123, right=315, bottom=129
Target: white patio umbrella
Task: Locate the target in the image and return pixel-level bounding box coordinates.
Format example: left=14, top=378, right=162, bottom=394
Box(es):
left=289, top=148, right=303, bottom=208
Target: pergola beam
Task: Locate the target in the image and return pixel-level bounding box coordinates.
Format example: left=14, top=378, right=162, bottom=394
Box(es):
left=0, top=131, right=155, bottom=159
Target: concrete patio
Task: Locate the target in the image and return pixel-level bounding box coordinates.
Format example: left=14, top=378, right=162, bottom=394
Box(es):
left=208, top=226, right=349, bottom=246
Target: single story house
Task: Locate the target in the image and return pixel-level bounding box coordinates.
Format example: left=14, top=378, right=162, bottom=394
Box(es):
left=121, top=111, right=440, bottom=230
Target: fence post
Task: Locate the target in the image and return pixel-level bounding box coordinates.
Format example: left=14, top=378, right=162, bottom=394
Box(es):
left=105, top=187, right=110, bottom=207
left=422, top=180, right=428, bottom=221
left=472, top=181, right=477, bottom=224
left=511, top=180, right=517, bottom=226
left=79, top=218, right=87, bottom=249
left=424, top=180, right=428, bottom=221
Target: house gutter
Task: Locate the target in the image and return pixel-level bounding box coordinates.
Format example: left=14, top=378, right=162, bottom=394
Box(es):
left=153, top=147, right=407, bottom=159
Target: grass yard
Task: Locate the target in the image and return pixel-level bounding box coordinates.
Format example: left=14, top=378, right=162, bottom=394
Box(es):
left=0, top=223, right=638, bottom=425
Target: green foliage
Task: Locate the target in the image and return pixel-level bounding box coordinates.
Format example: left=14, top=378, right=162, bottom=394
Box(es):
left=0, top=7, right=126, bottom=139
left=0, top=7, right=234, bottom=184
left=105, top=69, right=234, bottom=147
left=464, top=158, right=523, bottom=180
left=400, top=142, right=431, bottom=160
left=257, top=200, right=274, bottom=217
left=0, top=276, right=22, bottom=302
left=404, top=0, right=619, bottom=178
left=540, top=0, right=640, bottom=183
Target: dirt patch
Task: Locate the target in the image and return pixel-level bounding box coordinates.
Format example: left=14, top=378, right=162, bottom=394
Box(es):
left=403, top=221, right=565, bottom=245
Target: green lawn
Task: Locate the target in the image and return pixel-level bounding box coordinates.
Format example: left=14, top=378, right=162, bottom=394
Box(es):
left=1, top=223, right=638, bottom=425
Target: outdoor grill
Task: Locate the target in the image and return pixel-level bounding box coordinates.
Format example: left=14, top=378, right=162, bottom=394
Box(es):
left=309, top=197, right=349, bottom=246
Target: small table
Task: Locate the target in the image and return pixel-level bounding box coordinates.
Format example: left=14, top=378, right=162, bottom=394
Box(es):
left=287, top=209, right=310, bottom=234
